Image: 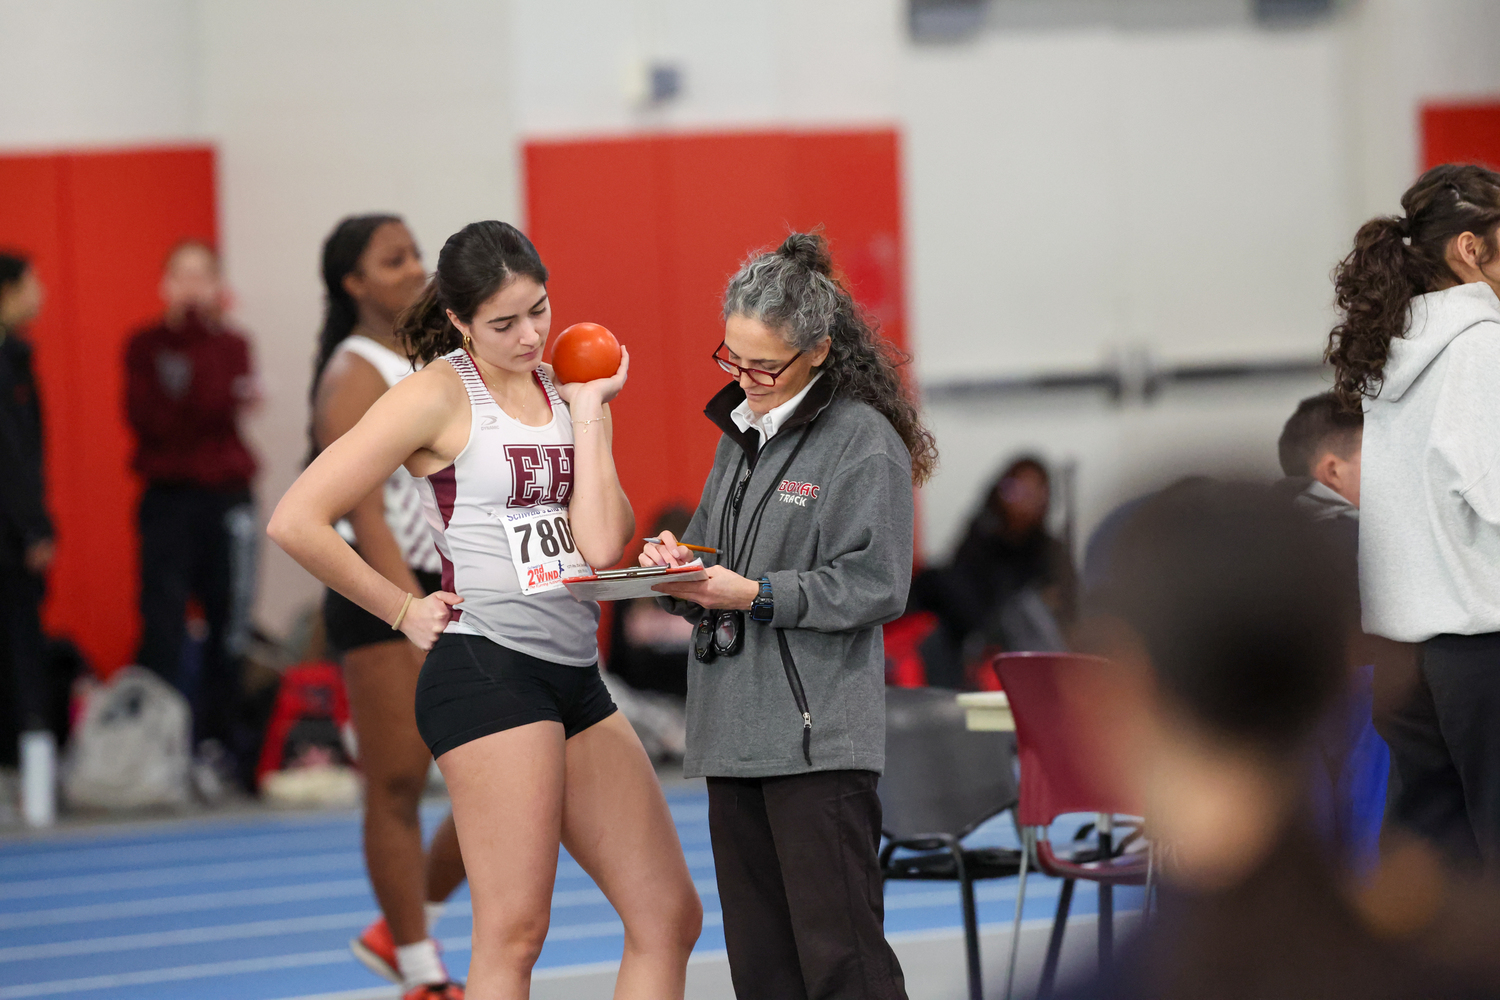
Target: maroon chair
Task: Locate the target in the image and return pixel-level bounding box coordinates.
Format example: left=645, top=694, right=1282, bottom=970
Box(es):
left=992, top=652, right=1153, bottom=1000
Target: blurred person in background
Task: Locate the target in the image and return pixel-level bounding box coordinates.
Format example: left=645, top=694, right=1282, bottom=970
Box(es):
left=1275, top=390, right=1362, bottom=536
left=1273, top=393, right=1387, bottom=872
left=909, top=455, right=1076, bottom=687
left=1063, top=480, right=1490, bottom=1000
left=309, top=214, right=466, bottom=996
left=124, top=241, right=259, bottom=787
left=0, top=252, right=57, bottom=821
left=603, top=504, right=694, bottom=761
left=1327, top=163, right=1500, bottom=874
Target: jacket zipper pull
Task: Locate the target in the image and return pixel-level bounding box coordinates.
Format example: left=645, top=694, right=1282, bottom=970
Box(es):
left=801, top=712, right=812, bottom=766
left=732, top=472, right=750, bottom=512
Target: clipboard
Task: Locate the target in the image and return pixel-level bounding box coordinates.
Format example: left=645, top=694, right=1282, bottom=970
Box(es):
left=562, top=559, right=708, bottom=602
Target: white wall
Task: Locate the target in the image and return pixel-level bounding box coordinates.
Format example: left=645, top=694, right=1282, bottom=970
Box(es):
left=512, top=0, right=902, bottom=136
left=0, top=0, right=199, bottom=148
left=4, top=0, right=1500, bottom=634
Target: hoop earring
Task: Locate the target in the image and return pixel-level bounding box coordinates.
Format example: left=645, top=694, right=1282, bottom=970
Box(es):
left=461, top=331, right=473, bottom=352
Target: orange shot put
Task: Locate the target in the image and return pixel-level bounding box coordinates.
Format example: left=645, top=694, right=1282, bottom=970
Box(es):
left=550, top=322, right=622, bottom=384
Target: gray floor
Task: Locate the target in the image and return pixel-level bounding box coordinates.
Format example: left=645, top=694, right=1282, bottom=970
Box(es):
left=532, top=913, right=1138, bottom=1000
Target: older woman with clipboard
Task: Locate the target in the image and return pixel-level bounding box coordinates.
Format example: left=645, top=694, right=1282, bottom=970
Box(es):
left=643, top=232, right=938, bottom=1000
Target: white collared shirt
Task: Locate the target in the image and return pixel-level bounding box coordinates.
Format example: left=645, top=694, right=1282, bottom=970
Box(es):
left=729, top=373, right=824, bottom=448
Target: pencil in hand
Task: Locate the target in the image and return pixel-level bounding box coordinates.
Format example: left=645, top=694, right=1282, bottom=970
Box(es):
left=643, top=537, right=719, bottom=554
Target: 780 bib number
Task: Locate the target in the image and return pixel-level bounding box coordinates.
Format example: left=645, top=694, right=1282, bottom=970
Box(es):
left=503, top=505, right=591, bottom=595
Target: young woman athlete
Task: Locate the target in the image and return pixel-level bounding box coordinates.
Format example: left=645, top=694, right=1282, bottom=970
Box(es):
left=1328, top=163, right=1500, bottom=872
left=308, top=215, right=467, bottom=996
left=271, top=220, right=701, bottom=1000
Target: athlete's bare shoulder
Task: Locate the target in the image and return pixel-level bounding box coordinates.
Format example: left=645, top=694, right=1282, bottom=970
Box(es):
left=380, top=356, right=472, bottom=473
left=395, top=356, right=467, bottom=408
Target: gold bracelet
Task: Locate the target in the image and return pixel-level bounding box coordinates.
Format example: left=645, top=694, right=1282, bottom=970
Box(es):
left=391, top=592, right=414, bottom=631
left=572, top=417, right=604, bottom=434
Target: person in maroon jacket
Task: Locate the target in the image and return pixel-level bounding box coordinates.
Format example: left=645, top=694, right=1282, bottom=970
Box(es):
left=124, top=241, right=260, bottom=780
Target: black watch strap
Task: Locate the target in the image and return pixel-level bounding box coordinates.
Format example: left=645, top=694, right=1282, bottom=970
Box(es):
left=750, top=575, right=774, bottom=623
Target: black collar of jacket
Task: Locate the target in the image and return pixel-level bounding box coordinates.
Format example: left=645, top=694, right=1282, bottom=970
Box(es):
left=704, top=374, right=838, bottom=468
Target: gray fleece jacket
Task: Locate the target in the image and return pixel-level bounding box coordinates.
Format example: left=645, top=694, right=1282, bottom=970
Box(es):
left=659, top=377, right=915, bottom=778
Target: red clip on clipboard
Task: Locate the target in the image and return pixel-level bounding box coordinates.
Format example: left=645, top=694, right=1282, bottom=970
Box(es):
left=562, top=559, right=707, bottom=602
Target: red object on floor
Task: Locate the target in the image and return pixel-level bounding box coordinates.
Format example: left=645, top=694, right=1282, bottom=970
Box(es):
left=0, top=146, right=217, bottom=676
left=255, top=661, right=352, bottom=786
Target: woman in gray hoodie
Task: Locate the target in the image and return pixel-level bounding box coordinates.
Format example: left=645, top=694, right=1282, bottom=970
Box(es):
left=643, top=232, right=938, bottom=1000
left=1327, top=163, right=1500, bottom=872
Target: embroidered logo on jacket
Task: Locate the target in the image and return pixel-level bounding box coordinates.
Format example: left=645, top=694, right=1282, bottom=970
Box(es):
left=777, top=480, right=821, bottom=506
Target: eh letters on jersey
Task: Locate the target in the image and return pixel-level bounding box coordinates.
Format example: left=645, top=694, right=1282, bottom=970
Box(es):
left=777, top=479, right=821, bottom=507
left=505, top=444, right=574, bottom=507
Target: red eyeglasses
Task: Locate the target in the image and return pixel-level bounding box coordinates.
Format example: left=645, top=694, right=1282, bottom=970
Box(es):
left=712, top=341, right=803, bottom=387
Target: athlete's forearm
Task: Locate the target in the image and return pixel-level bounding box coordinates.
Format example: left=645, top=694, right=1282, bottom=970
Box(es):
left=346, top=491, right=423, bottom=596
left=268, top=512, right=412, bottom=626
left=568, top=404, right=635, bottom=568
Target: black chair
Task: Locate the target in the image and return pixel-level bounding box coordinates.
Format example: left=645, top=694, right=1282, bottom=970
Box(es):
left=879, top=686, right=1023, bottom=1000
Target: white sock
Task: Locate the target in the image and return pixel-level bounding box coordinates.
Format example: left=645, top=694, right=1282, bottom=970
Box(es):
left=395, top=939, right=446, bottom=988
left=424, top=901, right=446, bottom=935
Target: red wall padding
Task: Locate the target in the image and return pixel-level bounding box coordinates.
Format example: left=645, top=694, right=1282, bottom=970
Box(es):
left=0, top=146, right=217, bottom=676
left=1422, top=101, right=1500, bottom=170
left=525, top=129, right=906, bottom=565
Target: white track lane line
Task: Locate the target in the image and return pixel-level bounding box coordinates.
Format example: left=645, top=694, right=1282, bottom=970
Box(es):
left=0, top=879, right=371, bottom=931
left=0, top=948, right=356, bottom=999
left=0, top=853, right=363, bottom=901
left=0, top=911, right=377, bottom=963
left=0, top=831, right=358, bottom=878
left=0, top=874, right=720, bottom=934
left=0, top=897, right=1129, bottom=997
left=264, top=920, right=1135, bottom=1000
left=0, top=915, right=730, bottom=998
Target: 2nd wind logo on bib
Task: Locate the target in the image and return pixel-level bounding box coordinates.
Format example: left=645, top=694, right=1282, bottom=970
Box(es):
left=777, top=480, right=821, bottom=506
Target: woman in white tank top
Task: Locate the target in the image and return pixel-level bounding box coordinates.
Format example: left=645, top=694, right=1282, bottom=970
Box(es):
left=308, top=215, right=466, bottom=998
left=272, top=221, right=701, bottom=999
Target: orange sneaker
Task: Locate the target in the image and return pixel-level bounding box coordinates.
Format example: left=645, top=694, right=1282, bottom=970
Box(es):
left=349, top=917, right=400, bottom=984
left=404, top=984, right=464, bottom=1000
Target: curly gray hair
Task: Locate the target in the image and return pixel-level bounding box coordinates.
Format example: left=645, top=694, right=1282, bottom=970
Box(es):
left=721, top=232, right=938, bottom=485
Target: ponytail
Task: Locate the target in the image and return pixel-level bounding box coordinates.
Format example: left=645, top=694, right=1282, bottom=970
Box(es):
left=395, top=280, right=463, bottom=364
left=307, top=213, right=402, bottom=462
left=1328, top=164, right=1500, bottom=410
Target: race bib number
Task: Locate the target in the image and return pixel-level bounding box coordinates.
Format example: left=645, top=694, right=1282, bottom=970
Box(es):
left=503, top=505, right=591, bottom=595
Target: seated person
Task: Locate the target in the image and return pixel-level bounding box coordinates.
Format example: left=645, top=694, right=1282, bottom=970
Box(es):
left=1275, top=392, right=1384, bottom=872
left=908, top=456, right=1076, bottom=687
left=1276, top=390, right=1361, bottom=523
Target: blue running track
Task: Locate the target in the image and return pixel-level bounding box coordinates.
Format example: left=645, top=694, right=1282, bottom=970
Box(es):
left=0, top=792, right=1137, bottom=1000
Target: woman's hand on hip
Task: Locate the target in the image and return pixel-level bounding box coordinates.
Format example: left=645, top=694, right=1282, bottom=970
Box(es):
left=554, top=345, right=630, bottom=412
left=640, top=529, right=691, bottom=568
left=654, top=566, right=759, bottom=610
left=401, top=592, right=464, bottom=650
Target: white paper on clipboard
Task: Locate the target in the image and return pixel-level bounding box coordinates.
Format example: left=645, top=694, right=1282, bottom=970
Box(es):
left=562, top=559, right=708, bottom=602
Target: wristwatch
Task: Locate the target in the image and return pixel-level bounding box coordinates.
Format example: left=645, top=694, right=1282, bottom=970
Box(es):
left=749, top=576, right=775, bottom=623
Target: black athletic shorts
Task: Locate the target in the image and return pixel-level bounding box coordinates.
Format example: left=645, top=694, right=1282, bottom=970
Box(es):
left=323, top=569, right=443, bottom=655
left=414, top=632, right=617, bottom=758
